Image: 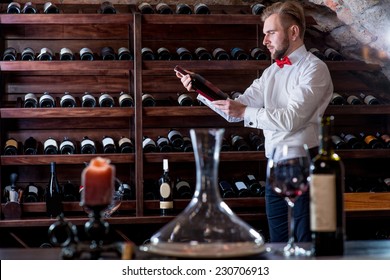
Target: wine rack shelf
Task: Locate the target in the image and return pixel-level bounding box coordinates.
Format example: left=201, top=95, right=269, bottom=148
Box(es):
left=0, top=4, right=389, bottom=246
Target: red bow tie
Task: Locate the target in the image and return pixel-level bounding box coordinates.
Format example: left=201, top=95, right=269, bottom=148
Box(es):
left=275, top=56, right=292, bottom=68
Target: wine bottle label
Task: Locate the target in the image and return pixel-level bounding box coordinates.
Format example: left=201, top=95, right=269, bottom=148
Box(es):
left=310, top=174, right=336, bottom=231
left=160, top=201, right=173, bottom=209
left=102, top=137, right=115, bottom=146
left=60, top=140, right=75, bottom=150
left=28, top=185, right=39, bottom=195
left=81, top=138, right=95, bottom=147
left=119, top=92, right=133, bottom=105
left=364, top=95, right=378, bottom=105
left=80, top=47, right=94, bottom=60
left=119, top=137, right=132, bottom=147
left=247, top=175, right=256, bottom=181
left=44, top=138, right=58, bottom=149
left=175, top=180, right=190, bottom=191
left=364, top=135, right=376, bottom=145
left=99, top=93, right=114, bottom=106
left=143, top=138, right=156, bottom=148
left=235, top=181, right=247, bottom=190
left=60, top=93, right=76, bottom=106
left=21, top=47, right=35, bottom=60
left=5, top=138, right=18, bottom=149
left=25, top=93, right=38, bottom=102
left=160, top=182, right=171, bottom=198
left=347, top=95, right=360, bottom=104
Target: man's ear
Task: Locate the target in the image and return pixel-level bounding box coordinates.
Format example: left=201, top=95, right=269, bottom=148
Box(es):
left=289, top=24, right=300, bottom=41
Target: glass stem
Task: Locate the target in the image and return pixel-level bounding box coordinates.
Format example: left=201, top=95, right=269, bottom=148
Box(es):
left=287, top=203, right=295, bottom=248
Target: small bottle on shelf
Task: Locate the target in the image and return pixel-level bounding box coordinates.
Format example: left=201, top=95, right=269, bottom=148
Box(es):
left=102, top=136, right=117, bottom=153
left=359, top=132, right=384, bottom=149
left=141, top=47, right=156, bottom=60
left=59, top=137, right=76, bottom=154
left=3, top=47, right=17, bottom=61
left=232, top=179, right=252, bottom=197
left=142, top=93, right=156, bottom=107
left=4, top=138, right=19, bottom=155
left=21, top=47, right=35, bottom=61
left=24, top=183, right=41, bottom=203
left=43, top=137, right=58, bottom=155
left=24, top=136, right=38, bottom=155
left=100, top=46, right=116, bottom=60
left=176, top=3, right=192, bottom=14
left=119, top=91, right=134, bottom=107
left=39, top=92, right=56, bottom=107
left=194, top=47, right=212, bottom=60
left=177, top=92, right=194, bottom=106
left=194, top=3, right=210, bottom=14
left=157, top=47, right=173, bottom=60
left=138, top=2, right=155, bottom=14
left=244, top=174, right=264, bottom=197
left=59, top=47, right=74, bottom=61
left=156, top=136, right=173, bottom=152
left=81, top=92, right=96, bottom=107
left=230, top=47, right=250, bottom=60
left=212, top=47, right=230, bottom=60
left=118, top=47, right=133, bottom=60
left=99, top=92, right=115, bottom=107
left=156, top=3, right=173, bottom=14
left=310, top=116, right=345, bottom=256
left=80, top=47, right=94, bottom=61
left=168, top=129, right=184, bottom=148
left=60, top=92, right=76, bottom=107
left=45, top=162, right=63, bottom=218
left=24, top=93, right=38, bottom=108
left=159, top=159, right=174, bottom=216
left=346, top=94, right=363, bottom=105
left=80, top=136, right=97, bottom=154
left=176, top=47, right=193, bottom=60
left=359, top=93, right=380, bottom=105
left=143, top=136, right=157, bottom=153
left=118, top=136, right=134, bottom=153
left=37, top=47, right=54, bottom=61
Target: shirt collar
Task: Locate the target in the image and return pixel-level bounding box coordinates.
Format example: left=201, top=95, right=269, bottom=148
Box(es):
left=285, top=44, right=307, bottom=66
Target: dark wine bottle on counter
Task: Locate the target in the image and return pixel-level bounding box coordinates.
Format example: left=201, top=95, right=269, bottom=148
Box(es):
left=174, top=65, right=229, bottom=101
left=24, top=93, right=38, bottom=108
left=159, top=159, right=173, bottom=215
left=43, top=2, right=60, bottom=14
left=37, top=47, right=53, bottom=61
left=80, top=136, right=97, bottom=154
left=100, top=46, right=116, bottom=60
left=249, top=132, right=265, bottom=151
left=22, top=2, right=38, bottom=14
left=177, top=92, right=194, bottom=106
left=331, top=135, right=347, bottom=149
left=102, top=136, right=117, bottom=153
left=7, top=2, right=21, bottom=14
left=244, top=174, right=263, bottom=196
left=4, top=138, right=19, bottom=155
left=45, top=162, right=63, bottom=218
left=230, top=47, right=250, bottom=60
left=80, top=47, right=94, bottom=61
left=156, top=3, right=173, bottom=14
left=310, top=116, right=345, bottom=256
left=43, top=137, right=58, bottom=154
left=24, top=136, right=38, bottom=155
left=181, top=136, right=193, bottom=152
left=118, top=47, right=133, bottom=60
left=250, top=47, right=269, bottom=60
left=168, top=129, right=184, bottom=148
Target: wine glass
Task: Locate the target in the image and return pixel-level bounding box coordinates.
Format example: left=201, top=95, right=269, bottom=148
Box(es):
left=266, top=144, right=311, bottom=256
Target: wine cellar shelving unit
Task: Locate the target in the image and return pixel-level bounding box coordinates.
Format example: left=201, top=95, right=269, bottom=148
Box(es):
left=0, top=3, right=389, bottom=246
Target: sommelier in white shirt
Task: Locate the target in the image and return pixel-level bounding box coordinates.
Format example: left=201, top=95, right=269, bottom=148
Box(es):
left=177, top=1, right=333, bottom=242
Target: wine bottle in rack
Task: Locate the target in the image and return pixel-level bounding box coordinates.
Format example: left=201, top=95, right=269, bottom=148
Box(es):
left=244, top=174, right=263, bottom=196
left=174, top=65, right=229, bottom=101
left=176, top=47, right=193, bottom=60
left=7, top=2, right=21, bottom=13
left=174, top=178, right=193, bottom=199
left=324, top=48, right=344, bottom=61
left=310, top=116, right=345, bottom=256
left=359, top=132, right=384, bottom=149
left=119, top=91, right=134, bottom=107
left=157, top=47, right=173, bottom=60
left=231, top=134, right=250, bottom=151
left=24, top=93, right=38, bottom=108
left=340, top=132, right=365, bottom=149
left=45, top=162, right=63, bottom=218
left=195, top=47, right=212, bottom=60
left=59, top=137, right=76, bottom=154
left=60, top=47, right=74, bottom=61
left=99, top=1, right=116, bottom=14
left=80, top=136, right=97, bottom=154
left=24, top=183, right=41, bottom=203
left=4, top=138, right=19, bottom=155
left=181, top=136, right=193, bottom=152
left=232, top=179, right=252, bottom=197
left=194, top=3, right=210, bottom=14
left=43, top=137, right=59, bottom=155
left=99, top=92, right=115, bottom=107
left=37, top=47, right=54, bottom=61
left=331, top=135, right=347, bottom=149
left=212, top=47, right=230, bottom=60
left=159, top=159, right=174, bottom=215
left=60, top=92, right=76, bottom=107
left=22, top=2, right=37, bottom=14
left=120, top=183, right=134, bottom=200
left=24, top=136, right=38, bottom=155
left=142, top=136, right=157, bottom=153
left=2, top=47, right=17, bottom=61
left=221, top=137, right=231, bottom=151
left=176, top=3, right=192, bottom=14
left=102, top=136, right=117, bottom=153
left=230, top=47, right=250, bottom=60
left=62, top=181, right=78, bottom=202
left=39, top=92, right=56, bottom=107
left=375, top=132, right=390, bottom=148
left=100, top=46, right=116, bottom=60
left=21, top=47, right=36, bottom=61
left=360, top=93, right=380, bottom=105
left=330, top=92, right=345, bottom=105
left=218, top=180, right=236, bottom=198
left=80, top=47, right=94, bottom=61
left=250, top=47, right=269, bottom=60
left=118, top=136, right=134, bottom=153
left=251, top=3, right=266, bottom=15
left=157, top=136, right=173, bottom=152
left=156, top=3, right=173, bottom=14
left=118, top=47, right=133, bottom=60
left=81, top=92, right=96, bottom=107
left=177, top=92, right=194, bottom=106
left=249, top=132, right=265, bottom=151
left=142, top=93, right=156, bottom=107
left=141, top=47, right=156, bottom=60
left=43, top=2, right=60, bottom=14
left=138, top=2, right=155, bottom=14
left=168, top=129, right=184, bottom=149
left=346, top=94, right=362, bottom=105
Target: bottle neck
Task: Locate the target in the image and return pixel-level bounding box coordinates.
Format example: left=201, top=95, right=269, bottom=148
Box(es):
left=319, top=118, right=335, bottom=155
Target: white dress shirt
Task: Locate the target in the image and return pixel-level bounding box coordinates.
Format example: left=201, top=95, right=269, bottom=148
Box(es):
left=236, top=45, right=333, bottom=158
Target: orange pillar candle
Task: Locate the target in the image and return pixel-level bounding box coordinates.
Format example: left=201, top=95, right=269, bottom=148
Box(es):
left=81, top=157, right=115, bottom=207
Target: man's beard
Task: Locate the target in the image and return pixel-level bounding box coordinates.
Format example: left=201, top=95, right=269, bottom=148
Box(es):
left=272, top=36, right=290, bottom=60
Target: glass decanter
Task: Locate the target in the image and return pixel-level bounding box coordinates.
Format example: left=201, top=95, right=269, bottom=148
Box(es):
left=140, top=128, right=265, bottom=258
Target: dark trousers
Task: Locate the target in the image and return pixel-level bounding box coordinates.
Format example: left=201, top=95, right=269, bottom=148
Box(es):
left=264, top=146, right=317, bottom=243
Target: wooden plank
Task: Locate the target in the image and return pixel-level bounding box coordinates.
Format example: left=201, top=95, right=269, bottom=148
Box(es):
left=345, top=193, right=390, bottom=211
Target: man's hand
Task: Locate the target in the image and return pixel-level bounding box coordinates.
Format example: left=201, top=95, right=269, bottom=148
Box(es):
left=212, top=99, right=247, bottom=119
left=175, top=68, right=194, bottom=92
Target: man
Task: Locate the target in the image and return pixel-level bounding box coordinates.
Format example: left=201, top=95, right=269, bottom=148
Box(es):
left=177, top=1, right=333, bottom=242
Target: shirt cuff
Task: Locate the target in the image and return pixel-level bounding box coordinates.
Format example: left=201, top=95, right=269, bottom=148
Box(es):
left=244, top=107, right=260, bottom=128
